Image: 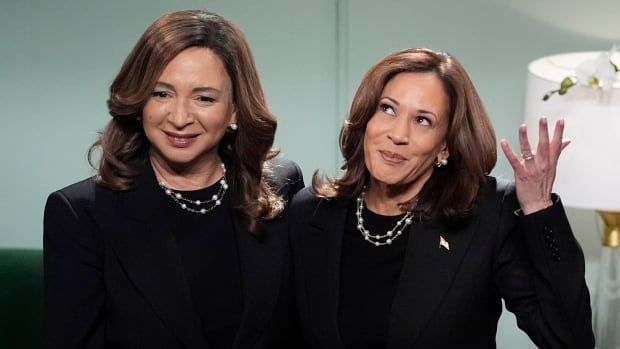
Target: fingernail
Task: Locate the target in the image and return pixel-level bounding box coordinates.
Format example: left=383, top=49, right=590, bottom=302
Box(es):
left=540, top=116, right=547, bottom=124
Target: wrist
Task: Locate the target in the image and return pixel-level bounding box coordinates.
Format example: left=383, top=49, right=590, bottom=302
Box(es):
left=520, top=199, right=554, bottom=215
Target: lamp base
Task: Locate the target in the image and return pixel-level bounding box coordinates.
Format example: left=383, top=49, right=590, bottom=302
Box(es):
left=593, top=211, right=620, bottom=348
left=597, top=211, right=620, bottom=248
left=592, top=247, right=620, bottom=349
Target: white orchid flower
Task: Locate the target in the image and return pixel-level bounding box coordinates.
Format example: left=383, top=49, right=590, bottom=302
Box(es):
left=543, top=47, right=619, bottom=100
left=575, top=50, right=617, bottom=90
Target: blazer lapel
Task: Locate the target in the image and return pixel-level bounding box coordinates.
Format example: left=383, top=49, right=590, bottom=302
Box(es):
left=303, top=198, right=348, bottom=349
left=232, top=214, right=287, bottom=349
left=386, top=214, right=480, bottom=349
left=92, top=162, right=207, bottom=349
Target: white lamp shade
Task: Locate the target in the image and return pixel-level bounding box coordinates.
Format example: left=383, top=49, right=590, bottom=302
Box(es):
left=524, top=52, right=620, bottom=211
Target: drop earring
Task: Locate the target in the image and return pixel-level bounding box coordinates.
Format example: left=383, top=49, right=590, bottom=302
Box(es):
left=435, top=158, right=448, bottom=167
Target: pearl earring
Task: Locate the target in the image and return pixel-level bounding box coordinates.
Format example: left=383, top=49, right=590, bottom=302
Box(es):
left=435, top=158, right=448, bottom=167
left=229, top=123, right=238, bottom=131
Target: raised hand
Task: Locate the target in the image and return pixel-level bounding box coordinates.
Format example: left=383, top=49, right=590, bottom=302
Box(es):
left=500, top=117, right=570, bottom=215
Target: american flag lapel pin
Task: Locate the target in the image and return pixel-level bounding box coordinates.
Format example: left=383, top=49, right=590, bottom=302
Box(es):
left=439, top=235, right=450, bottom=251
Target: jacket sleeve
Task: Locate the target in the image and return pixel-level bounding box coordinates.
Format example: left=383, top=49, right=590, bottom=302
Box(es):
left=43, top=190, right=105, bottom=349
left=494, top=191, right=595, bottom=348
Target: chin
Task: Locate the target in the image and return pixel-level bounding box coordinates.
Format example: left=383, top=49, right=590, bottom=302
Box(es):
left=369, top=169, right=406, bottom=186
left=375, top=178, right=407, bottom=187
left=154, top=148, right=201, bottom=167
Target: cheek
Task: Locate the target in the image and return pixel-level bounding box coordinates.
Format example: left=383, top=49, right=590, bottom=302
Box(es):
left=402, top=139, right=445, bottom=173
left=363, top=131, right=371, bottom=156
left=196, top=108, right=233, bottom=134
left=142, top=103, right=165, bottom=124
left=405, top=141, right=435, bottom=167
left=363, top=118, right=382, bottom=148
left=140, top=106, right=166, bottom=144
left=363, top=129, right=376, bottom=165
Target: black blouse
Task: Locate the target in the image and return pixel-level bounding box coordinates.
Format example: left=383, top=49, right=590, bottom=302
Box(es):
left=164, top=180, right=242, bottom=349
left=338, top=200, right=412, bottom=349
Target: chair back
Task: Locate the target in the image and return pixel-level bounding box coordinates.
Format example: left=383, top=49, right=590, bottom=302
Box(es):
left=0, top=248, right=43, bottom=349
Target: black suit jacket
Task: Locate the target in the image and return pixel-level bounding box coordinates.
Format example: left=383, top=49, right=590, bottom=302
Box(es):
left=290, top=178, right=594, bottom=349
left=43, top=158, right=304, bottom=349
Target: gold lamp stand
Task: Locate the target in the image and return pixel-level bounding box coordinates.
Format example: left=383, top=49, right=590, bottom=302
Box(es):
left=599, top=211, right=620, bottom=248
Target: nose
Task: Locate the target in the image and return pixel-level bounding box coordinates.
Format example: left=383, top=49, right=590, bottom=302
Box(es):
left=387, top=118, right=409, bottom=145
left=167, top=99, right=194, bottom=128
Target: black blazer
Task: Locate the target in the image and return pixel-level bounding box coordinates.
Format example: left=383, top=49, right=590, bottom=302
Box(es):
left=290, top=178, right=594, bottom=349
left=43, top=158, right=304, bottom=349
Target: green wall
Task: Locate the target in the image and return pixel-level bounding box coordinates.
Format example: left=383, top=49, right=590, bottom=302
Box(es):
left=4, top=0, right=615, bottom=256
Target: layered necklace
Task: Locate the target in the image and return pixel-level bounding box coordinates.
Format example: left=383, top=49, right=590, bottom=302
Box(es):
left=157, top=163, right=229, bottom=215
left=356, top=190, right=414, bottom=247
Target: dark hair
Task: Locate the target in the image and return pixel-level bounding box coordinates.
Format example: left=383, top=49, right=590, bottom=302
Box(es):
left=313, top=48, right=497, bottom=221
left=88, top=9, right=282, bottom=233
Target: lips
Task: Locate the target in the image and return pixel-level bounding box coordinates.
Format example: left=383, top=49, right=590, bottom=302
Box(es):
left=379, top=150, right=407, bottom=164
left=164, top=131, right=199, bottom=148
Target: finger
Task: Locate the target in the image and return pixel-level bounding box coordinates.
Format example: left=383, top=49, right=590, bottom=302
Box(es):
left=550, top=119, right=565, bottom=163
left=561, top=138, right=571, bottom=151
left=519, top=125, right=537, bottom=168
left=537, top=117, right=550, bottom=160
left=518, top=124, right=535, bottom=166
left=552, top=118, right=565, bottom=143
left=500, top=139, right=522, bottom=170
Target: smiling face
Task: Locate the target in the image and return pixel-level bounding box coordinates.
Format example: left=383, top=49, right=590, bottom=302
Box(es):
left=142, top=47, right=236, bottom=173
left=363, top=72, right=450, bottom=196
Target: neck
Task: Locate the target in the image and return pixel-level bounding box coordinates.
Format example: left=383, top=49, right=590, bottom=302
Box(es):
left=149, top=150, right=224, bottom=191
left=365, top=173, right=431, bottom=216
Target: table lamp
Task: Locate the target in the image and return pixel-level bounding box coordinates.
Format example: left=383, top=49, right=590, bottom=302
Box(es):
left=523, top=51, right=620, bottom=348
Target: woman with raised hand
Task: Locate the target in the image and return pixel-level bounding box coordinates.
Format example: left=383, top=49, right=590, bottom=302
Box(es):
left=290, top=48, right=594, bottom=349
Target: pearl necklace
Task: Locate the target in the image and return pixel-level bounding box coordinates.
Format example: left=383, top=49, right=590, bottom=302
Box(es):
left=157, top=163, right=229, bottom=215
left=356, top=191, right=414, bottom=247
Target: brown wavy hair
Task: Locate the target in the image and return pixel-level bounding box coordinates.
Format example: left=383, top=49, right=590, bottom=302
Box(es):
left=313, top=48, right=497, bottom=221
left=88, top=9, right=282, bottom=233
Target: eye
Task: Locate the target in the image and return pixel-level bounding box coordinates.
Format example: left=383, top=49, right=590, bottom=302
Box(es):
left=151, top=91, right=170, bottom=99
left=380, top=103, right=396, bottom=116
left=196, top=95, right=215, bottom=104
left=415, top=116, right=431, bottom=126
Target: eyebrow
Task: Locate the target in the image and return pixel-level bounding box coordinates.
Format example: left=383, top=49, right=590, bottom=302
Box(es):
left=154, top=81, right=222, bottom=94
left=381, top=96, right=439, bottom=118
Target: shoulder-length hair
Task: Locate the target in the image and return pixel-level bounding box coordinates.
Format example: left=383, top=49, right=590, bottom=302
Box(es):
left=313, top=48, right=497, bottom=221
left=89, top=9, right=282, bottom=233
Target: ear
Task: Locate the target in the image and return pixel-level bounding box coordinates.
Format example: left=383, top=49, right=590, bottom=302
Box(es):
left=439, top=142, right=449, bottom=159
left=230, top=105, right=237, bottom=125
